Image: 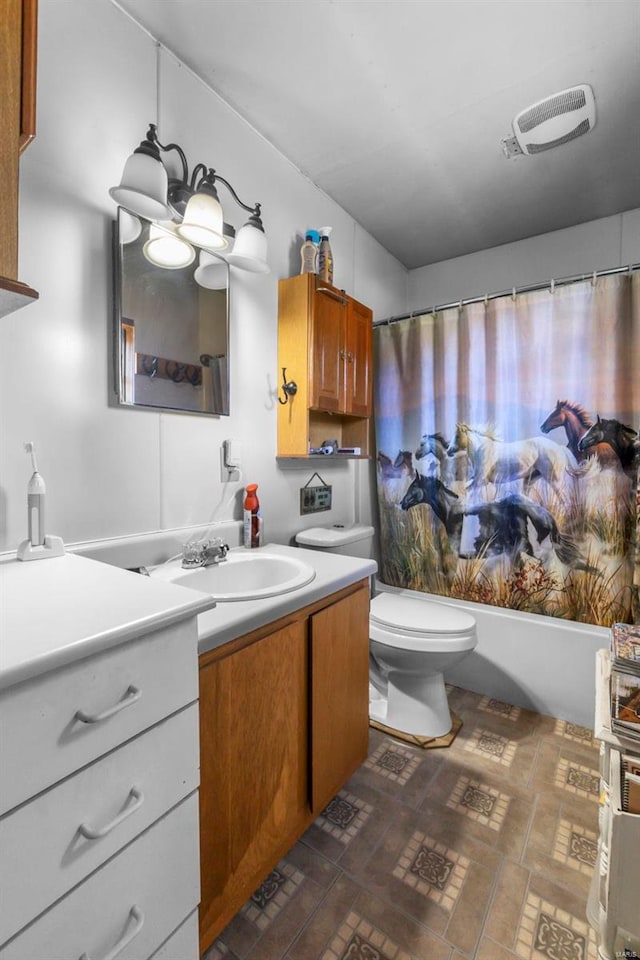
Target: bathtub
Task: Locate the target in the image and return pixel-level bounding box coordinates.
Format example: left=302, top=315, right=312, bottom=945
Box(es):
left=374, top=580, right=609, bottom=727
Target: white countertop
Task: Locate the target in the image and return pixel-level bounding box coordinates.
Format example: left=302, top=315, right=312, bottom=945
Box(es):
left=177, top=543, right=377, bottom=657
left=0, top=552, right=216, bottom=691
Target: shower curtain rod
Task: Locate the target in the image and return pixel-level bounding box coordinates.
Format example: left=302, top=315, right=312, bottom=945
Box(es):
left=373, top=261, right=640, bottom=328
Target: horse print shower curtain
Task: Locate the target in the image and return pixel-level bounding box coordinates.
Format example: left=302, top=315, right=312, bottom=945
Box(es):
left=374, top=273, right=640, bottom=627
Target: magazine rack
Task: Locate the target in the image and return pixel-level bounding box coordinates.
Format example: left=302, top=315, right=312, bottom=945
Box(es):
left=587, top=649, right=640, bottom=958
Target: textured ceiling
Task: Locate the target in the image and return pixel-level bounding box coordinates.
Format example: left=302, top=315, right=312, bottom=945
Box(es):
left=115, top=0, right=640, bottom=269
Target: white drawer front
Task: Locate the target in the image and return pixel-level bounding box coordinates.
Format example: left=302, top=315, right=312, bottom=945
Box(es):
left=0, top=619, right=198, bottom=815
left=0, top=793, right=200, bottom=960
left=148, top=911, right=198, bottom=960
left=0, top=704, right=199, bottom=945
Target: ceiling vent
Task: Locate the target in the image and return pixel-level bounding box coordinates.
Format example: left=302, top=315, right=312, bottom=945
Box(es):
left=501, top=84, right=596, bottom=158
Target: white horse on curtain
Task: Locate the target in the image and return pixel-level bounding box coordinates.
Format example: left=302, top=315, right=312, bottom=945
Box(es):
left=447, top=423, right=577, bottom=495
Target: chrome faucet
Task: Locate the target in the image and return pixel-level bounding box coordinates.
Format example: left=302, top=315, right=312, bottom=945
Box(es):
left=181, top=537, right=229, bottom=569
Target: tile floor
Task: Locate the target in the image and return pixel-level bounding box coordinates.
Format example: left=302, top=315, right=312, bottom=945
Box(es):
left=202, top=686, right=602, bottom=960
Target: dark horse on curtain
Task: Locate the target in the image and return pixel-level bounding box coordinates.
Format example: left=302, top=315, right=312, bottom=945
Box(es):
left=400, top=472, right=598, bottom=572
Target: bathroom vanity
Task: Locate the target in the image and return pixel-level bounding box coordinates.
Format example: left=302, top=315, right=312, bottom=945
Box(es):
left=0, top=541, right=375, bottom=958
left=0, top=553, right=215, bottom=960
left=197, top=575, right=371, bottom=950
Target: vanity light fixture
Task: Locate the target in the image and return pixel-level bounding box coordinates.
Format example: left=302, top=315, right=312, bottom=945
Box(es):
left=193, top=250, right=229, bottom=289
left=142, top=221, right=196, bottom=270
left=109, top=123, right=269, bottom=274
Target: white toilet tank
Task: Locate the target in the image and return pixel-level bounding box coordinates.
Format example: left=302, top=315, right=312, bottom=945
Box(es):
left=295, top=523, right=375, bottom=558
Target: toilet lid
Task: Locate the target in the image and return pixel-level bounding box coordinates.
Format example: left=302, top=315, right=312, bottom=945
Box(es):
left=370, top=593, right=476, bottom=636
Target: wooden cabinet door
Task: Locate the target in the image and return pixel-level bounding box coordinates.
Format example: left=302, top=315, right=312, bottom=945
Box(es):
left=345, top=297, right=373, bottom=417
left=309, top=583, right=370, bottom=812
left=198, top=621, right=309, bottom=952
left=310, top=285, right=347, bottom=412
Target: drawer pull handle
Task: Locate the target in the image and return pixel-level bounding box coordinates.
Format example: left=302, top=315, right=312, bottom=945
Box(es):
left=78, top=787, right=144, bottom=840
left=79, top=904, right=144, bottom=960
left=75, top=685, right=141, bottom=724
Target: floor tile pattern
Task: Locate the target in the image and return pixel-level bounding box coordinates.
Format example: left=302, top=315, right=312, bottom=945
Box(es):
left=239, top=861, right=305, bottom=931
left=314, top=790, right=374, bottom=846
left=554, top=757, right=600, bottom=802
left=321, top=911, right=418, bottom=960
left=478, top=695, right=522, bottom=722
left=445, top=773, right=511, bottom=831
left=392, top=830, right=469, bottom=909
left=554, top=719, right=596, bottom=747
left=552, top=820, right=598, bottom=875
left=463, top=726, right=518, bottom=767
left=515, top=892, right=597, bottom=959
left=203, top=686, right=603, bottom=960
left=363, top=739, right=421, bottom=784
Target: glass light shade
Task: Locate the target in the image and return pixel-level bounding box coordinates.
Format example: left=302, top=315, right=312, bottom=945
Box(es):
left=177, top=192, right=228, bottom=250
left=118, top=210, right=142, bottom=244
left=226, top=222, right=269, bottom=273
left=109, top=151, right=172, bottom=220
left=194, top=250, right=229, bottom=290
left=143, top=222, right=195, bottom=270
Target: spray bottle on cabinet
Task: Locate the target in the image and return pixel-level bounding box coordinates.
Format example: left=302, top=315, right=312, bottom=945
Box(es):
left=243, top=483, right=262, bottom=548
left=317, top=227, right=333, bottom=284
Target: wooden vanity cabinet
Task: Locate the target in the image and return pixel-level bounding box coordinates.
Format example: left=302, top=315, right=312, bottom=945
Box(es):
left=198, top=579, right=370, bottom=953
left=277, top=274, right=373, bottom=458
left=0, top=0, right=38, bottom=318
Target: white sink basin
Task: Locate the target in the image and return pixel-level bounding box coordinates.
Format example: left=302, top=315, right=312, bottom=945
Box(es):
left=151, top=549, right=315, bottom=602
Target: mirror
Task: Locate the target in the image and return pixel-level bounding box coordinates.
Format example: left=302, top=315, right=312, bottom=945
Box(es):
left=112, top=208, right=230, bottom=415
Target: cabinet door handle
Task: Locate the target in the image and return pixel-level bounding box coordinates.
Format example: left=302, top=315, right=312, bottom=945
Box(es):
left=346, top=352, right=354, bottom=363
left=78, top=787, right=144, bottom=840
left=78, top=905, right=144, bottom=960
left=75, top=685, right=141, bottom=724
left=317, top=286, right=348, bottom=305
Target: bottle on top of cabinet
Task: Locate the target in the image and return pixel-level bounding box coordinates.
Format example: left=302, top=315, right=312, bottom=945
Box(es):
left=317, top=227, right=333, bottom=284
left=300, top=230, right=320, bottom=274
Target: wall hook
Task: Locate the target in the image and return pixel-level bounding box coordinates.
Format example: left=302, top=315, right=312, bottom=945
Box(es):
left=278, top=367, right=298, bottom=405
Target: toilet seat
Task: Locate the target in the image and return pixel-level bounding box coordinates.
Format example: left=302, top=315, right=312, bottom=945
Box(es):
left=369, top=593, right=477, bottom=652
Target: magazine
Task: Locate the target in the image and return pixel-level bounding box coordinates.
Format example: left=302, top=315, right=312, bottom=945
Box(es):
left=610, top=668, right=640, bottom=741
left=611, top=622, right=640, bottom=677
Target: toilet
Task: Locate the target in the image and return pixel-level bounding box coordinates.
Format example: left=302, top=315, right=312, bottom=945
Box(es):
left=295, top=523, right=477, bottom=738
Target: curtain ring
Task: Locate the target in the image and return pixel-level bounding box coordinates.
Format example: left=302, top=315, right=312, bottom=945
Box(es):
left=591, top=270, right=598, bottom=287
left=484, top=294, right=489, bottom=307
left=550, top=279, right=555, bottom=295
left=512, top=287, right=517, bottom=301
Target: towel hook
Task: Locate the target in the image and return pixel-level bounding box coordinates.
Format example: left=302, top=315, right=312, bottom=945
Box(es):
left=278, top=367, right=298, bottom=405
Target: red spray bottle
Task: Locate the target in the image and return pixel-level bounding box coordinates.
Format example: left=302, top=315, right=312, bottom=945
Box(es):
left=243, top=483, right=262, bottom=548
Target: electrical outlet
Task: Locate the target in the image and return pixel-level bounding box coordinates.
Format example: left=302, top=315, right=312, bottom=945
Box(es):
left=220, top=445, right=240, bottom=482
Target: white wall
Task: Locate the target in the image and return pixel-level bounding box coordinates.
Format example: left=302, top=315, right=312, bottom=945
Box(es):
left=407, top=208, right=640, bottom=310
left=0, top=0, right=407, bottom=555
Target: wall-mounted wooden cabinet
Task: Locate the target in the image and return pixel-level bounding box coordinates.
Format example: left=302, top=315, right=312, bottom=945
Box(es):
left=0, top=0, right=38, bottom=319
left=277, top=274, right=373, bottom=459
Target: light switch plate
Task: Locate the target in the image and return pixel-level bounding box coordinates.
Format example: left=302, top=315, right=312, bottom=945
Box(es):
left=300, top=483, right=332, bottom=514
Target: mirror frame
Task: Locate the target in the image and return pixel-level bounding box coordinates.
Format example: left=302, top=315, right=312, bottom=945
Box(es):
left=111, top=209, right=230, bottom=417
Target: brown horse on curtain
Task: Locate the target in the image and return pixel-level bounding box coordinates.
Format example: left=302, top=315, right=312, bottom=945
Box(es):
left=540, top=400, right=621, bottom=468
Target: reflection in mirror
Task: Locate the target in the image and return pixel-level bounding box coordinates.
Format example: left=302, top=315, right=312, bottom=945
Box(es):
left=113, top=208, right=230, bottom=415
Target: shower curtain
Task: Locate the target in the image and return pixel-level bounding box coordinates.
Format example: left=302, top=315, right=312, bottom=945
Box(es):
left=374, top=273, right=640, bottom=627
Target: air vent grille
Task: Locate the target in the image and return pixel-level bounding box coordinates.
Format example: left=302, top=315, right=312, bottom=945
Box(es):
left=526, top=118, right=591, bottom=153
left=517, top=88, right=587, bottom=134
